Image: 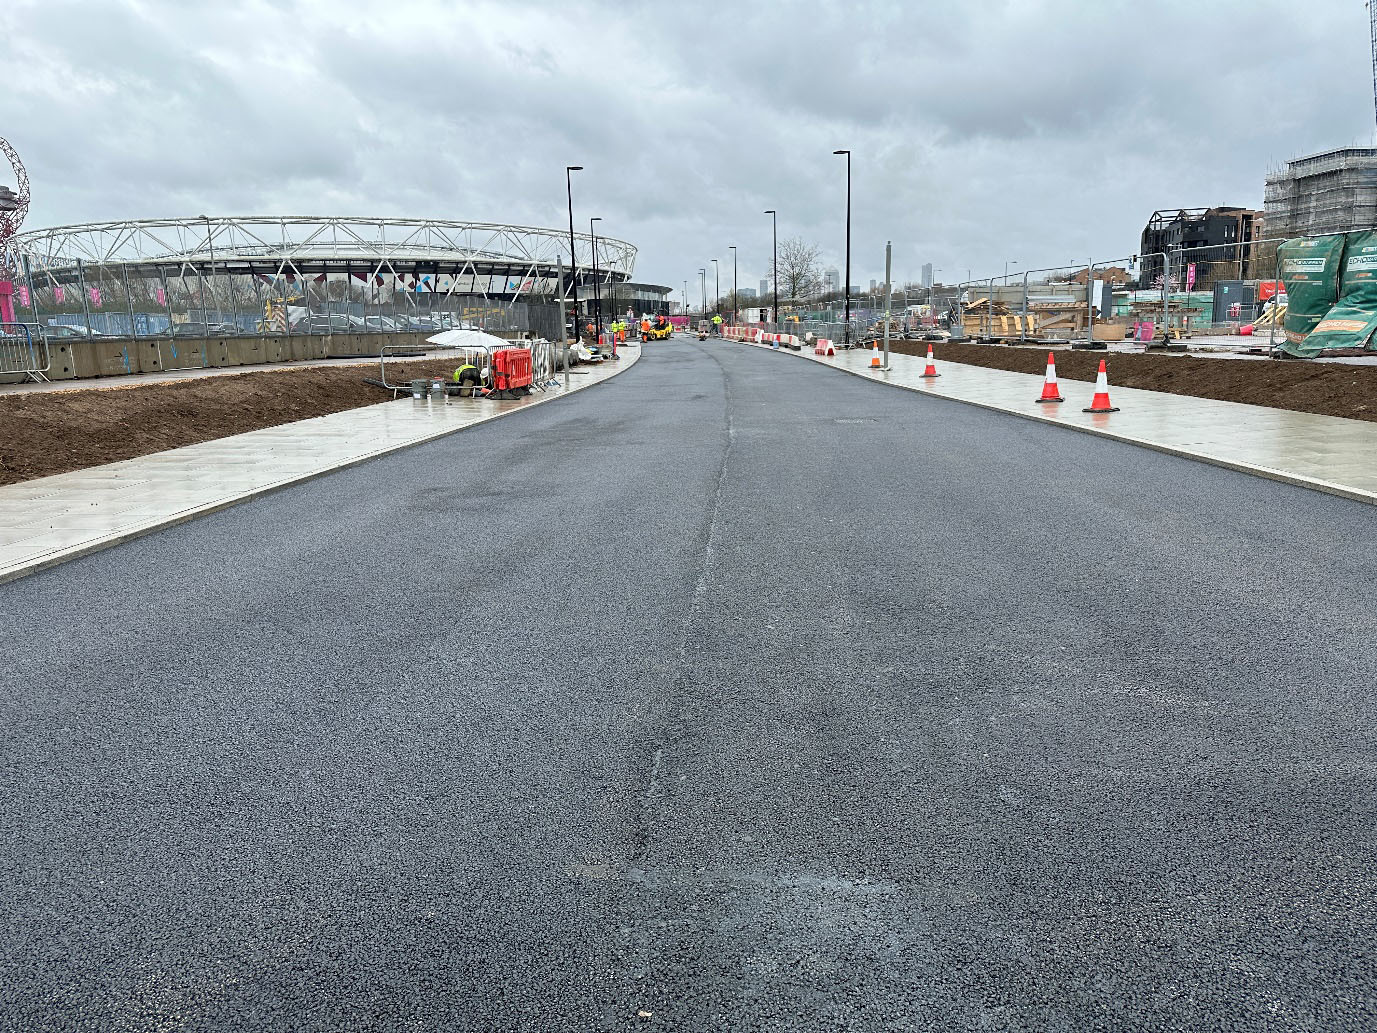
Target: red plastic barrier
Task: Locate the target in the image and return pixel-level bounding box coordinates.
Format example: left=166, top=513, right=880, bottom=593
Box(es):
left=492, top=348, right=533, bottom=391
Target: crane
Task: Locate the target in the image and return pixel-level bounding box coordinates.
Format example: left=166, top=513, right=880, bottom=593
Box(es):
left=1371, top=1, right=1377, bottom=137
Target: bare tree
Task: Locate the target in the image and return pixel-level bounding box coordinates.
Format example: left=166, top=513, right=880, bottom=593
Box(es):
left=776, top=236, right=822, bottom=305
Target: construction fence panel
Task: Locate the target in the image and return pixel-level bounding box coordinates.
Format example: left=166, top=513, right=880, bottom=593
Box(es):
left=1154, top=237, right=1286, bottom=332
left=0, top=322, right=49, bottom=378
left=12, top=248, right=566, bottom=345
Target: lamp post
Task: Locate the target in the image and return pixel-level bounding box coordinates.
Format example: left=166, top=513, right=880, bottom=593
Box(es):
left=699, top=268, right=706, bottom=325
left=565, top=165, right=583, bottom=340
left=711, top=258, right=719, bottom=321
left=729, top=245, right=737, bottom=326
left=833, top=149, right=851, bottom=346
left=590, top=216, right=602, bottom=342
left=683, top=279, right=688, bottom=323
left=763, top=209, right=777, bottom=328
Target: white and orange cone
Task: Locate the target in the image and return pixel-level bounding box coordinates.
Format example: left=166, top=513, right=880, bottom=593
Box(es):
left=1082, top=359, right=1119, bottom=413
left=869, top=340, right=883, bottom=368
left=1036, top=351, right=1064, bottom=403
left=920, top=344, right=940, bottom=378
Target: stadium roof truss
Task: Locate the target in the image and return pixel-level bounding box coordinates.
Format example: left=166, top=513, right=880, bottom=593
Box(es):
left=6, top=216, right=635, bottom=302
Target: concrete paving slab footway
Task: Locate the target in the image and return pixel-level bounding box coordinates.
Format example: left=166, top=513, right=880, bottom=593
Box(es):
left=3, top=338, right=1376, bottom=1030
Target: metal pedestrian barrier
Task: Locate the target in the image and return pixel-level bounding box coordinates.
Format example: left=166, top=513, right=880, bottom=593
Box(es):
left=0, top=323, right=50, bottom=382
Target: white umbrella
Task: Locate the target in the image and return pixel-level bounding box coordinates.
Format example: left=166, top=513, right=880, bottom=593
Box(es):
left=426, top=328, right=513, bottom=351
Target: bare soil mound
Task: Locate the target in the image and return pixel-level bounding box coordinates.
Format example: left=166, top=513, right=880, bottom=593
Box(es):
left=0, top=359, right=462, bottom=486
left=892, top=340, right=1377, bottom=424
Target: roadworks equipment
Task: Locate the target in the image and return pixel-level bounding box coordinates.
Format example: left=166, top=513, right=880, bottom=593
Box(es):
left=1036, top=351, right=1064, bottom=402
left=1083, top=359, right=1120, bottom=413
left=920, top=345, right=940, bottom=378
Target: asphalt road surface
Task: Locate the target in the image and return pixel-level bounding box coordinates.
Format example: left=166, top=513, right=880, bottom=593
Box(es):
left=4, top=339, right=1377, bottom=1031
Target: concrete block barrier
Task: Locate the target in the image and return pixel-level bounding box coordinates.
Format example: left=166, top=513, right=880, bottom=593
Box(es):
left=70, top=339, right=139, bottom=378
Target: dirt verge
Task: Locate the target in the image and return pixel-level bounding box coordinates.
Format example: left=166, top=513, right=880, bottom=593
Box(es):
left=0, top=359, right=465, bottom=486
left=892, top=340, right=1377, bottom=424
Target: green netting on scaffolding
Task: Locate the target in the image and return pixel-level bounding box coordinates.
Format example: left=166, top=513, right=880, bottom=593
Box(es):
left=1302, top=231, right=1377, bottom=356
left=1278, top=236, right=1345, bottom=357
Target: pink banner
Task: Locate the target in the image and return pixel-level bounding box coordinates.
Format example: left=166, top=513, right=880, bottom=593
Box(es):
left=54, top=286, right=64, bottom=303
left=1185, top=263, right=1196, bottom=291
left=156, top=286, right=166, bottom=306
left=89, top=287, right=102, bottom=307
left=18, top=284, right=29, bottom=307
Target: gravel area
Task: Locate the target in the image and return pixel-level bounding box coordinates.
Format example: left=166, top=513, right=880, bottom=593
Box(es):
left=2, top=339, right=1376, bottom=1030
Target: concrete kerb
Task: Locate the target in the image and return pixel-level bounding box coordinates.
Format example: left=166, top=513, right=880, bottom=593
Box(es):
left=735, top=338, right=1377, bottom=508
left=0, top=348, right=641, bottom=586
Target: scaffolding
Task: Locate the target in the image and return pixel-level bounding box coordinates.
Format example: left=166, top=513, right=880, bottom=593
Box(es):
left=1264, top=148, right=1377, bottom=239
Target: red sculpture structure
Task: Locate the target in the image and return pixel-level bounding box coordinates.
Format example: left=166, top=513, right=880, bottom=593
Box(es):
left=0, top=136, right=30, bottom=325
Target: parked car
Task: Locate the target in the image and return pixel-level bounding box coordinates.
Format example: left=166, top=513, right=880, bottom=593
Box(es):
left=288, top=314, right=369, bottom=334
left=39, top=324, right=109, bottom=340
left=169, top=321, right=241, bottom=337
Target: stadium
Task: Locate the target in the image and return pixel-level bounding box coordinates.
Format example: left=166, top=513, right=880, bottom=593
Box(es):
left=4, top=215, right=671, bottom=346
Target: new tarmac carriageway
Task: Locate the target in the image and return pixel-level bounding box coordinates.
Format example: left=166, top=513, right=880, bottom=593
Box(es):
left=2, top=338, right=1376, bottom=1030
left=754, top=335, right=1377, bottom=504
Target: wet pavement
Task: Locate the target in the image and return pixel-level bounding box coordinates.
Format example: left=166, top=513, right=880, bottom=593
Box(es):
left=3, top=338, right=1377, bottom=1030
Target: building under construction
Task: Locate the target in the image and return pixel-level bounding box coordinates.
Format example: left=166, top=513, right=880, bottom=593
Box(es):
left=1264, top=147, right=1377, bottom=239
left=1138, top=206, right=1263, bottom=288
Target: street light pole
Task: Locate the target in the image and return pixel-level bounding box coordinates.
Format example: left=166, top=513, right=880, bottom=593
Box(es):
left=712, top=258, right=719, bottom=325
left=590, top=216, right=602, bottom=343
left=683, top=279, right=688, bottom=324
left=883, top=240, right=892, bottom=370
left=699, top=268, right=706, bottom=325
left=764, top=210, right=777, bottom=329
left=729, top=245, right=737, bottom=326
left=556, top=256, right=569, bottom=392
left=565, top=165, right=583, bottom=342
left=833, top=149, right=851, bottom=346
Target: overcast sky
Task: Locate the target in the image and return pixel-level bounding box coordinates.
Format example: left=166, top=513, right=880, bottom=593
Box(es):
left=6, top=0, right=1375, bottom=294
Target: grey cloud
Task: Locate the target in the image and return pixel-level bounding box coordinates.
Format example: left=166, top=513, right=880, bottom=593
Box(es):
left=5, top=0, right=1375, bottom=289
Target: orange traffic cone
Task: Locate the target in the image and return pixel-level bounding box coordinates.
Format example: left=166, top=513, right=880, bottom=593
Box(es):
left=1083, top=359, right=1119, bottom=413
left=920, top=344, right=940, bottom=378
left=1036, top=351, right=1064, bottom=402
left=869, top=341, right=883, bottom=368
